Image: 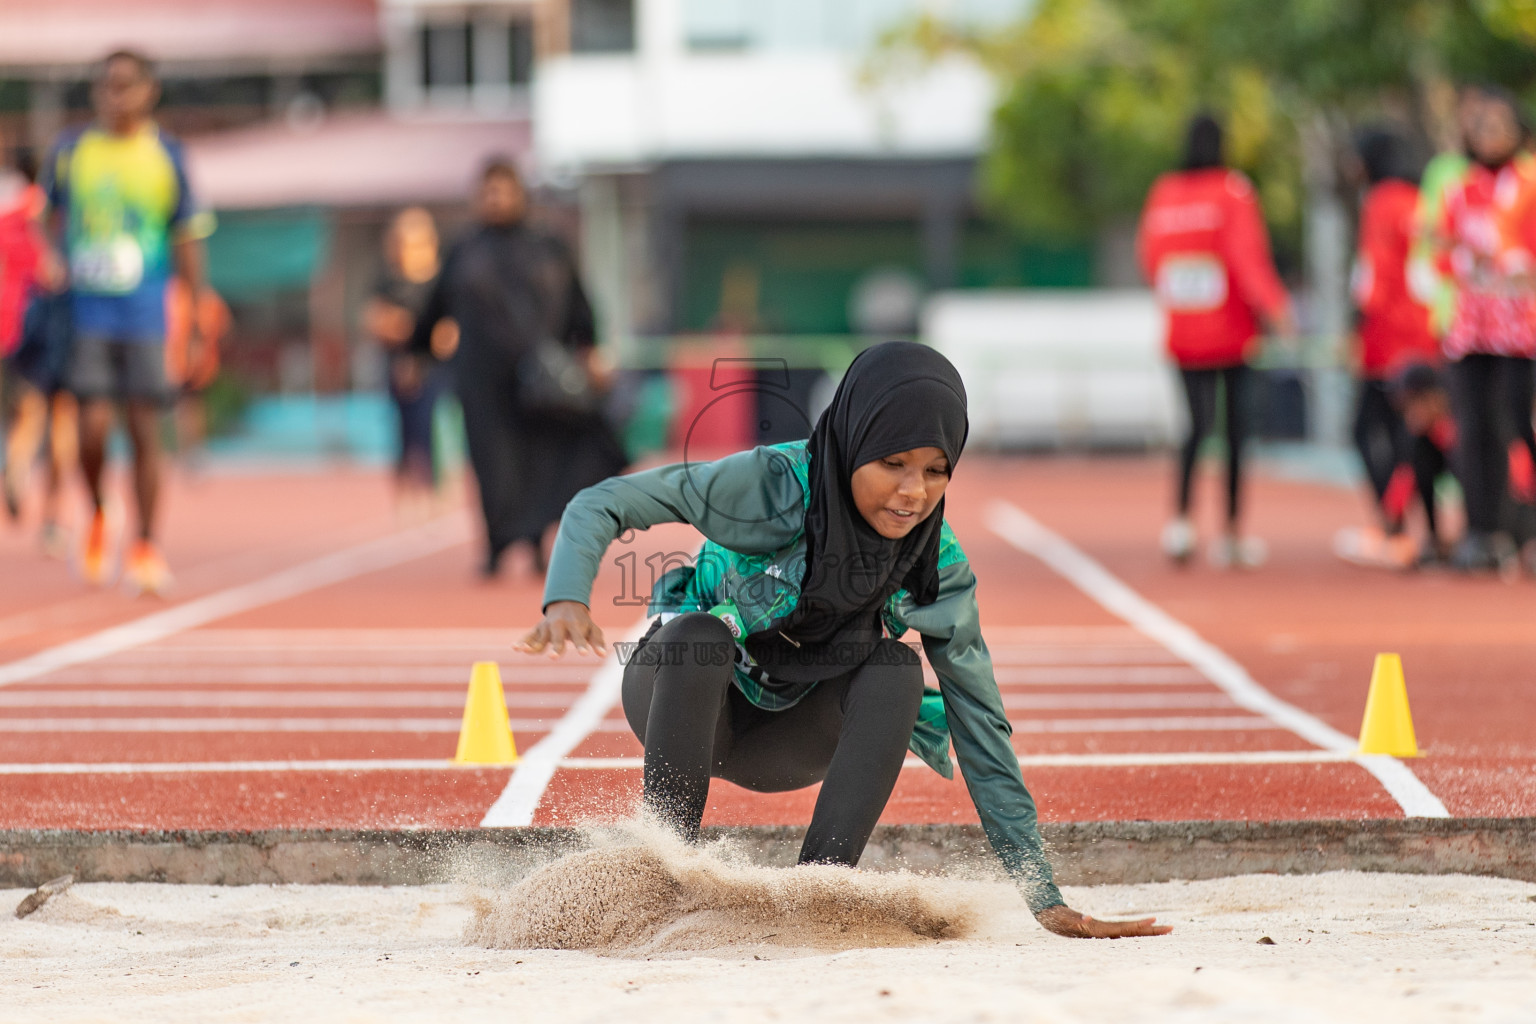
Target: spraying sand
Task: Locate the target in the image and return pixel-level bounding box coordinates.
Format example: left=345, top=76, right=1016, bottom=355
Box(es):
left=466, top=838, right=966, bottom=955
left=3, top=828, right=1534, bottom=1024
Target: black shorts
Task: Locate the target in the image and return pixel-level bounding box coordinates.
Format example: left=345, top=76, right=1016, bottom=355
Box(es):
left=66, top=334, right=171, bottom=405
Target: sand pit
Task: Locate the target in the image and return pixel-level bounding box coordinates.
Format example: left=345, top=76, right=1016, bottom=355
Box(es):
left=3, top=848, right=1534, bottom=1023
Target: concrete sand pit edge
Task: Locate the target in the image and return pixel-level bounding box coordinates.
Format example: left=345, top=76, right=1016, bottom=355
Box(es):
left=1, top=818, right=1533, bottom=888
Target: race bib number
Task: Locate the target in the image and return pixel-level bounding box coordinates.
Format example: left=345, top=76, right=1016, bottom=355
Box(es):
left=1350, top=257, right=1373, bottom=307
left=1156, top=255, right=1228, bottom=312
left=1405, top=255, right=1440, bottom=306
left=71, top=235, right=145, bottom=294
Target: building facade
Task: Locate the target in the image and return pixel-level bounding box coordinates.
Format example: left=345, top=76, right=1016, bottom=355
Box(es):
left=530, top=0, right=1085, bottom=355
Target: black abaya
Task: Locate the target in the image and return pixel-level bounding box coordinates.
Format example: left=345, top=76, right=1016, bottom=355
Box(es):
left=413, top=222, right=626, bottom=570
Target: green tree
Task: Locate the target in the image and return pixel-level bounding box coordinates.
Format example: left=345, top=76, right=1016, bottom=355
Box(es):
left=879, top=0, right=1536, bottom=247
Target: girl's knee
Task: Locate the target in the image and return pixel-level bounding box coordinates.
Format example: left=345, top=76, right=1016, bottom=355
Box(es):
left=872, top=639, right=925, bottom=699
left=646, top=612, right=736, bottom=687
left=667, top=610, right=733, bottom=641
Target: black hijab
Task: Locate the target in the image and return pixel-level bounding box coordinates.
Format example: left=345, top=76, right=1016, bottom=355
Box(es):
left=743, top=342, right=969, bottom=684
left=1182, top=114, right=1224, bottom=171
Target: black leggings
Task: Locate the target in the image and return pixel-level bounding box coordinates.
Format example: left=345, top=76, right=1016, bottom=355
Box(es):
left=621, top=612, right=924, bottom=866
left=1410, top=433, right=1448, bottom=541
left=1450, top=354, right=1536, bottom=535
left=1353, top=377, right=1441, bottom=534
left=1177, top=365, right=1249, bottom=525
left=1353, top=379, right=1409, bottom=509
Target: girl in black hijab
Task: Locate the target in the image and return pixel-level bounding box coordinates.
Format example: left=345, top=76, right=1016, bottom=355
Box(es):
left=522, top=342, right=1170, bottom=939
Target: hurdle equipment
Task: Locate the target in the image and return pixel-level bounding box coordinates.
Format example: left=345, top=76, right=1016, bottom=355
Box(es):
left=452, top=662, right=519, bottom=764
left=1357, top=653, right=1421, bottom=757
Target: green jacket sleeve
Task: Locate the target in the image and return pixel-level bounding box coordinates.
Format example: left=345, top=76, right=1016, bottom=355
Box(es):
left=542, top=445, right=805, bottom=610
left=893, top=560, right=1066, bottom=915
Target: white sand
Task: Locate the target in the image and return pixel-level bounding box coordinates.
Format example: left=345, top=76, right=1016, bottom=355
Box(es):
left=3, top=857, right=1534, bottom=1023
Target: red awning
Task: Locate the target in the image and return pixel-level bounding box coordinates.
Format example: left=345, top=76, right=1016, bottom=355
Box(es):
left=0, top=0, right=380, bottom=68
left=184, top=112, right=534, bottom=210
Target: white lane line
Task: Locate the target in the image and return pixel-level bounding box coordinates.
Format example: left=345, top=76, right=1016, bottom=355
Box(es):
left=0, top=690, right=1237, bottom=712
left=978, top=626, right=1147, bottom=642
left=0, top=690, right=594, bottom=709
left=0, top=759, right=480, bottom=774
left=479, top=616, right=654, bottom=827
left=0, top=514, right=473, bottom=690
left=994, top=667, right=1206, bottom=685
left=986, top=646, right=1182, bottom=664
left=31, top=667, right=597, bottom=685
left=986, top=501, right=1449, bottom=818
left=559, top=750, right=1366, bottom=770
left=0, top=716, right=1268, bottom=734
left=1013, top=716, right=1278, bottom=733
left=1001, top=693, right=1236, bottom=710
left=0, top=717, right=627, bottom=733
left=0, top=749, right=1368, bottom=775
left=154, top=628, right=533, bottom=645
left=90, top=650, right=594, bottom=665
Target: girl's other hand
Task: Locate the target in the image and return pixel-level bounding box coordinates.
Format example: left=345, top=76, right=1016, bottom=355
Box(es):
left=1035, top=904, right=1173, bottom=939
left=517, top=601, right=607, bottom=659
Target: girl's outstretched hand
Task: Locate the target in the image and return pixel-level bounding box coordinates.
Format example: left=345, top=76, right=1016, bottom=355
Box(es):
left=517, top=601, right=607, bottom=659
left=1035, top=905, right=1173, bottom=939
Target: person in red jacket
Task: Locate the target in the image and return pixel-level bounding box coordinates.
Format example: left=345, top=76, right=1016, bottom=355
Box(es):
left=1347, top=126, right=1440, bottom=559
left=1138, top=114, right=1295, bottom=568
left=2, top=144, right=78, bottom=555
left=0, top=148, right=42, bottom=360
left=1433, top=89, right=1536, bottom=572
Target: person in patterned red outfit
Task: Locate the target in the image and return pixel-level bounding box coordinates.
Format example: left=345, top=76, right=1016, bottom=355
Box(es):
left=1434, top=89, right=1536, bottom=571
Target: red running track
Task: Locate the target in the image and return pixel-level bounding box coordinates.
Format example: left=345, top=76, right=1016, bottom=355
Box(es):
left=0, top=456, right=1532, bottom=832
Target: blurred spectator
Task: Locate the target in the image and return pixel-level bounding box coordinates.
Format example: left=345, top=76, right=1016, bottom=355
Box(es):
left=1137, top=113, right=1295, bottom=569
left=1416, top=85, right=1489, bottom=340
left=44, top=49, right=213, bottom=594
left=2, top=141, right=77, bottom=558
left=1432, top=88, right=1536, bottom=572
left=365, top=207, right=446, bottom=521
left=164, top=277, right=230, bottom=473
left=1388, top=362, right=1532, bottom=565
left=412, top=159, right=626, bottom=578
left=1347, top=126, right=1438, bottom=554
left=0, top=143, right=40, bottom=363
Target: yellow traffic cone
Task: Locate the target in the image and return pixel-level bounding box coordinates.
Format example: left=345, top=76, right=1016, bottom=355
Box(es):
left=1357, top=653, right=1421, bottom=757
left=452, top=662, right=519, bottom=765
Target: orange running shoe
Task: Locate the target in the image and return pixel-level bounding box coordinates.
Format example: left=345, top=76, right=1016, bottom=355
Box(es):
left=125, top=539, right=173, bottom=597
left=79, top=509, right=113, bottom=586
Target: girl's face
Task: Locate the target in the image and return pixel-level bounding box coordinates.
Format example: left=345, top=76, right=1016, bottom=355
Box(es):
left=1471, top=103, right=1522, bottom=166
left=850, top=446, right=951, bottom=539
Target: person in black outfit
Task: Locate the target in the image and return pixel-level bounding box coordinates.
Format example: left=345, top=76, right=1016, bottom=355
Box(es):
left=413, top=159, right=626, bottom=577
left=1392, top=361, right=1536, bottom=562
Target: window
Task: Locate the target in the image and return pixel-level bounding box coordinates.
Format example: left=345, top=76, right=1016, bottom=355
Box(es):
left=571, top=0, right=635, bottom=54
left=509, top=20, right=534, bottom=84
left=685, top=0, right=750, bottom=51
left=417, top=16, right=533, bottom=96
left=420, top=23, right=473, bottom=90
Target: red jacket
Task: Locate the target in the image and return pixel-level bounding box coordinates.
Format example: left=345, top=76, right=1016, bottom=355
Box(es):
left=1137, top=168, right=1289, bottom=368
left=1352, top=179, right=1438, bottom=378
left=0, top=181, right=43, bottom=358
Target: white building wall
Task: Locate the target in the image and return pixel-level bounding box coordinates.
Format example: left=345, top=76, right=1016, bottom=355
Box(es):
left=536, top=52, right=996, bottom=170
left=534, top=0, right=1024, bottom=172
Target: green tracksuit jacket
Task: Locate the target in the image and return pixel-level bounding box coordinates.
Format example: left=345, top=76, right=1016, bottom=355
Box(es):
left=543, top=440, right=1064, bottom=913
